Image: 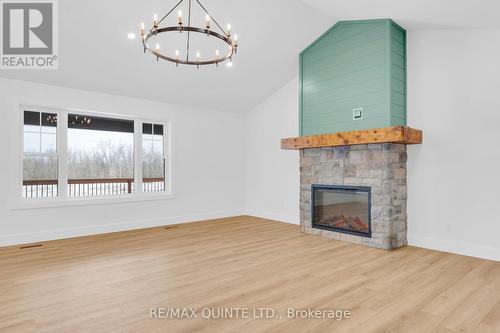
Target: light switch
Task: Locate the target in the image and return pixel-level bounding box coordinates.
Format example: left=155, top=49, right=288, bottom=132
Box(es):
left=353, top=108, right=363, bottom=120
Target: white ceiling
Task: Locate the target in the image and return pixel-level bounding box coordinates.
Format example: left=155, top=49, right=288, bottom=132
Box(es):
left=300, top=0, right=500, bottom=29
left=0, top=0, right=331, bottom=113
left=1, top=0, right=499, bottom=112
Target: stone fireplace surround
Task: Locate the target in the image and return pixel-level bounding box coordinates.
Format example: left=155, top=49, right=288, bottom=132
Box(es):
left=299, top=143, right=408, bottom=250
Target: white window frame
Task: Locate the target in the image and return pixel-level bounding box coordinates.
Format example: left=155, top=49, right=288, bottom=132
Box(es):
left=15, top=104, right=174, bottom=209
left=22, top=110, right=60, bottom=198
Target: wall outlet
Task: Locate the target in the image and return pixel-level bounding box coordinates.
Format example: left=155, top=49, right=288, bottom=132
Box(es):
left=353, top=108, right=363, bottom=120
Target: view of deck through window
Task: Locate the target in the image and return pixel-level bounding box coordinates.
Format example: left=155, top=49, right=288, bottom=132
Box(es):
left=67, top=114, right=135, bottom=197
left=22, top=110, right=168, bottom=199
left=23, top=111, right=58, bottom=198
left=142, top=123, right=166, bottom=192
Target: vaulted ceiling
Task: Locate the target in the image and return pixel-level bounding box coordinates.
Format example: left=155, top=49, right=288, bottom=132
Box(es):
left=1, top=0, right=499, bottom=112
left=0, top=0, right=331, bottom=112
left=301, top=0, right=500, bottom=29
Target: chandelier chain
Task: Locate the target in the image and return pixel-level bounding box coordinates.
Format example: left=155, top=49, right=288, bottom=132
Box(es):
left=157, top=0, right=183, bottom=26
left=194, top=0, right=226, bottom=35
left=186, top=0, right=192, bottom=62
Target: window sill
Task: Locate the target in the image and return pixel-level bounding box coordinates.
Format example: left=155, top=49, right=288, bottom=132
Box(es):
left=11, top=193, right=175, bottom=210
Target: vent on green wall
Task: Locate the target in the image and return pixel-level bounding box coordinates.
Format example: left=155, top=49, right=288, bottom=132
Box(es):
left=299, top=19, right=406, bottom=136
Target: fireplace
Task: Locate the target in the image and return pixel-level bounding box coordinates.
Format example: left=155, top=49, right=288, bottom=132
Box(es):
left=294, top=143, right=410, bottom=250
left=312, top=185, right=371, bottom=238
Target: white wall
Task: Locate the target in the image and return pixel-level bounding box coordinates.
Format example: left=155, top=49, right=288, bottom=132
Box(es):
left=0, top=78, right=244, bottom=246
left=243, top=78, right=300, bottom=224
left=244, top=29, right=500, bottom=261
left=4, top=29, right=500, bottom=261
left=406, top=29, right=500, bottom=261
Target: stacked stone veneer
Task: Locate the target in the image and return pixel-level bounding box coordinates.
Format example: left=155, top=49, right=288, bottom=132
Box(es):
left=300, top=143, right=407, bottom=250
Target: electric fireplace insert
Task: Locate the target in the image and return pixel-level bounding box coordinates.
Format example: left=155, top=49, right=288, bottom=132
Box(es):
left=311, top=184, right=371, bottom=238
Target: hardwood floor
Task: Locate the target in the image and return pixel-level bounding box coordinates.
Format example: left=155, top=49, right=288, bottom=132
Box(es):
left=1, top=216, right=500, bottom=333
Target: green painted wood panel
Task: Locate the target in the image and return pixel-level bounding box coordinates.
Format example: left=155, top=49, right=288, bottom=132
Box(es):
left=300, top=19, right=406, bottom=136
left=390, top=22, right=407, bottom=126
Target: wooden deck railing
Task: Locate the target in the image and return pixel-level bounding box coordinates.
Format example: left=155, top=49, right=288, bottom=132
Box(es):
left=22, top=178, right=165, bottom=198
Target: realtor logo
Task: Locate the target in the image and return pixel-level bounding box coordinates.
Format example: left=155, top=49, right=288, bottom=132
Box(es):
left=1, top=0, right=58, bottom=69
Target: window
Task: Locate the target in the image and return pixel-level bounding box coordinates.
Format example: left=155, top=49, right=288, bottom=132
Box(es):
left=23, top=111, right=58, bottom=198
left=20, top=108, right=170, bottom=201
left=142, top=123, right=166, bottom=192
left=67, top=114, right=135, bottom=197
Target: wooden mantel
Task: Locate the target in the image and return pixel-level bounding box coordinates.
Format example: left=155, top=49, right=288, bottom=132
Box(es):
left=281, top=126, right=422, bottom=150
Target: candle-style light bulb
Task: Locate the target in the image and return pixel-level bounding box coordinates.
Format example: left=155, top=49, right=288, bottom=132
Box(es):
left=233, top=34, right=238, bottom=54
left=196, top=51, right=200, bottom=59
left=205, top=14, right=211, bottom=30
left=226, top=23, right=231, bottom=36
left=153, top=14, right=158, bottom=27
left=215, top=49, right=219, bottom=57
left=175, top=49, right=180, bottom=58
left=155, top=44, right=160, bottom=61
left=140, top=22, right=145, bottom=36
left=178, top=10, right=183, bottom=25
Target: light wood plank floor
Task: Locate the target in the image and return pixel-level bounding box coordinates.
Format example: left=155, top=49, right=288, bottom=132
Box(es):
left=1, top=216, right=500, bottom=333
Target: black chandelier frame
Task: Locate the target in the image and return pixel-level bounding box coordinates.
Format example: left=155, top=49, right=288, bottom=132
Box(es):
left=141, top=0, right=238, bottom=67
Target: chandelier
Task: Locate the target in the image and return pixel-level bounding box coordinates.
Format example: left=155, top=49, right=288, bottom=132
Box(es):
left=140, top=0, right=238, bottom=68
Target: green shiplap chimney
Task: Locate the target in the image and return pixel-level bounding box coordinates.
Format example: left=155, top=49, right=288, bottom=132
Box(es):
left=299, top=19, right=406, bottom=136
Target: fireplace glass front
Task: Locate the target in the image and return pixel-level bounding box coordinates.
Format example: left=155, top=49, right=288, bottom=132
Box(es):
left=312, top=185, right=371, bottom=237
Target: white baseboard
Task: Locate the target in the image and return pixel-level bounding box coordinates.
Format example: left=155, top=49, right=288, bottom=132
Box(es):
left=244, top=209, right=299, bottom=225
left=408, top=234, right=500, bottom=262
left=0, top=210, right=243, bottom=247
left=10, top=212, right=497, bottom=263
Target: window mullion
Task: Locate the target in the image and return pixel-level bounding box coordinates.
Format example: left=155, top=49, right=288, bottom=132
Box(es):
left=134, top=120, right=143, bottom=194
left=164, top=123, right=170, bottom=194
left=38, top=128, right=43, bottom=154
left=38, top=113, right=42, bottom=153
left=57, top=112, right=68, bottom=198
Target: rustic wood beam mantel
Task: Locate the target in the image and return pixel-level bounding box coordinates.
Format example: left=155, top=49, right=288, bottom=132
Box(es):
left=281, top=126, right=422, bottom=150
